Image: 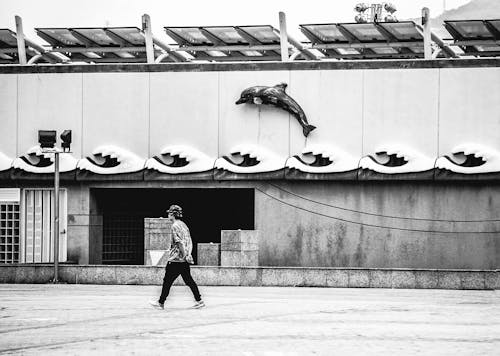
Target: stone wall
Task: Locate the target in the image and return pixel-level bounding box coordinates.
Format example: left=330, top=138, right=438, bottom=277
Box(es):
left=0, top=265, right=497, bottom=290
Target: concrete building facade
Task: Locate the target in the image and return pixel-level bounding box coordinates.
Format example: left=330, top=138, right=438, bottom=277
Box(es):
left=0, top=60, right=499, bottom=269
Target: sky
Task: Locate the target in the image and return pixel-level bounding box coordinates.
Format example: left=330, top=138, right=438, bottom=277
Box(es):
left=0, top=0, right=471, bottom=44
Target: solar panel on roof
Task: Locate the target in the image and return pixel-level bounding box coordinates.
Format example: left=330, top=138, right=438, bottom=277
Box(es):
left=340, top=23, right=387, bottom=41
left=446, top=20, right=493, bottom=39
left=377, top=22, right=422, bottom=41
left=300, top=24, right=348, bottom=43
left=164, top=25, right=282, bottom=61
left=205, top=27, right=248, bottom=44
left=0, top=29, right=19, bottom=47
left=489, top=20, right=500, bottom=35
left=0, top=28, right=55, bottom=64
left=166, top=27, right=212, bottom=45
left=107, top=28, right=145, bottom=46
left=37, top=28, right=85, bottom=46
left=34, top=26, right=179, bottom=63
left=445, top=20, right=500, bottom=57
left=238, top=26, right=280, bottom=44
left=73, top=28, right=120, bottom=46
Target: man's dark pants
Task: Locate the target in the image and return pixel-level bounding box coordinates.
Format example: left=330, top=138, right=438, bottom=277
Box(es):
left=159, top=261, right=201, bottom=304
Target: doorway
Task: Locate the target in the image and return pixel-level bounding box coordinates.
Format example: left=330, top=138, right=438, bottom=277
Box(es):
left=93, top=188, right=254, bottom=264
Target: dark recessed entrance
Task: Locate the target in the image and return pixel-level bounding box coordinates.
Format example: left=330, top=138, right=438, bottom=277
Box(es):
left=93, top=188, right=254, bottom=265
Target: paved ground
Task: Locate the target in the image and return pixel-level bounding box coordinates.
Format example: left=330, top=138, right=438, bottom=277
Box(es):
left=0, top=284, right=498, bottom=355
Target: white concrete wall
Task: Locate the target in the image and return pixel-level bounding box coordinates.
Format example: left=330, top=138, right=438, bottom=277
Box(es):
left=0, top=74, right=18, bottom=158
left=0, top=66, right=499, bottom=162
left=439, top=67, right=500, bottom=155
left=17, top=73, right=83, bottom=157
left=82, top=73, right=149, bottom=158
left=149, top=72, right=219, bottom=158
left=363, top=69, right=439, bottom=157
left=289, top=70, right=363, bottom=157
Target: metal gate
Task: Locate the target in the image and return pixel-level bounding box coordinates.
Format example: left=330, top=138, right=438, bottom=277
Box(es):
left=102, top=214, right=144, bottom=265
left=20, top=189, right=67, bottom=263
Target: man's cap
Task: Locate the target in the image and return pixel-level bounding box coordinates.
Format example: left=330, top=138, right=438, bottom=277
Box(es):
left=166, top=204, right=183, bottom=217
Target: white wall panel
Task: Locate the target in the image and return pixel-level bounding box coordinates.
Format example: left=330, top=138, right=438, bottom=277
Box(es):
left=439, top=67, right=500, bottom=153
left=82, top=73, right=149, bottom=157
left=17, top=74, right=82, bottom=157
left=0, top=75, right=18, bottom=157
left=363, top=69, right=439, bottom=157
left=149, top=72, right=218, bottom=157
left=219, top=71, right=290, bottom=157
left=289, top=70, right=363, bottom=156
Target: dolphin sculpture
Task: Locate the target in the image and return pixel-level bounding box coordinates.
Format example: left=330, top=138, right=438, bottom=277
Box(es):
left=235, top=83, right=316, bottom=137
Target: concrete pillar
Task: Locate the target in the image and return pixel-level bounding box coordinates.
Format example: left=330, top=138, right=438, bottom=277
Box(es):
left=144, top=218, right=172, bottom=266
left=221, top=230, right=259, bottom=267
left=197, top=243, right=221, bottom=266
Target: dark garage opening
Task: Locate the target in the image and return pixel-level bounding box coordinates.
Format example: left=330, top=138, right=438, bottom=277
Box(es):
left=93, top=188, right=254, bottom=265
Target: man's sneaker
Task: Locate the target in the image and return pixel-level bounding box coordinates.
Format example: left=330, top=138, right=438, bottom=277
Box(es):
left=149, top=300, right=164, bottom=310
left=193, top=300, right=205, bottom=309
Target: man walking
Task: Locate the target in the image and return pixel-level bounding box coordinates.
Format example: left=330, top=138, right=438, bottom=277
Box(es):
left=150, top=204, right=205, bottom=309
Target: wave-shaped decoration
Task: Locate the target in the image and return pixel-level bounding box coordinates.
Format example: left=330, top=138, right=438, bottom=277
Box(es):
left=0, top=152, right=12, bottom=172
left=77, top=145, right=145, bottom=174
left=12, top=146, right=78, bottom=173
left=214, top=144, right=286, bottom=173
left=359, top=145, right=435, bottom=174
left=285, top=144, right=359, bottom=173
left=145, top=145, right=215, bottom=174
left=436, top=144, right=500, bottom=174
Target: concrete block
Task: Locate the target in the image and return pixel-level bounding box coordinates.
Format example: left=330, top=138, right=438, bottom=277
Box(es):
left=146, top=234, right=171, bottom=250
left=221, top=242, right=259, bottom=251
left=415, top=271, right=439, bottom=289
left=221, top=230, right=259, bottom=244
left=145, top=250, right=170, bottom=266
left=0, top=266, right=16, bottom=283
left=191, top=266, right=220, bottom=286
left=115, top=266, right=158, bottom=285
left=369, top=270, right=392, bottom=288
left=263, top=269, right=325, bottom=287
left=460, top=272, right=485, bottom=290
left=34, top=265, right=55, bottom=283
left=144, top=218, right=172, bottom=251
left=76, top=266, right=116, bottom=284
left=197, top=243, right=220, bottom=266
left=240, top=268, right=262, bottom=286
left=301, top=269, right=328, bottom=287
left=392, top=270, right=416, bottom=289
left=326, top=270, right=349, bottom=288
left=59, top=266, right=78, bottom=284
left=15, top=266, right=37, bottom=283
left=221, top=250, right=258, bottom=267
left=215, top=267, right=241, bottom=286
left=262, top=268, right=303, bottom=287
left=348, top=269, right=370, bottom=288
left=485, top=271, right=499, bottom=290
left=178, top=266, right=241, bottom=286
left=437, top=271, right=461, bottom=289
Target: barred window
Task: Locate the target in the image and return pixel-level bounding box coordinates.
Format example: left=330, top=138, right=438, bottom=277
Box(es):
left=0, top=203, right=20, bottom=263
